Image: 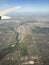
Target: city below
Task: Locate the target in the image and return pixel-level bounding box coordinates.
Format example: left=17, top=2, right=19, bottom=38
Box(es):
left=0, top=15, right=49, bottom=65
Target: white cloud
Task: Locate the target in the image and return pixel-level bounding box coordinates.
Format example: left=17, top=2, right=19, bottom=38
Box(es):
left=1, top=16, right=11, bottom=19
left=0, top=6, right=22, bottom=16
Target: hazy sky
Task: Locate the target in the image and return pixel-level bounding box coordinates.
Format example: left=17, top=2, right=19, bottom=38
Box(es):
left=0, top=0, right=49, bottom=15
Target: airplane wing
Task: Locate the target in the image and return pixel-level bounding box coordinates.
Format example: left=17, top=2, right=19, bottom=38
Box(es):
left=0, top=6, right=21, bottom=16
left=0, top=6, right=21, bottom=19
